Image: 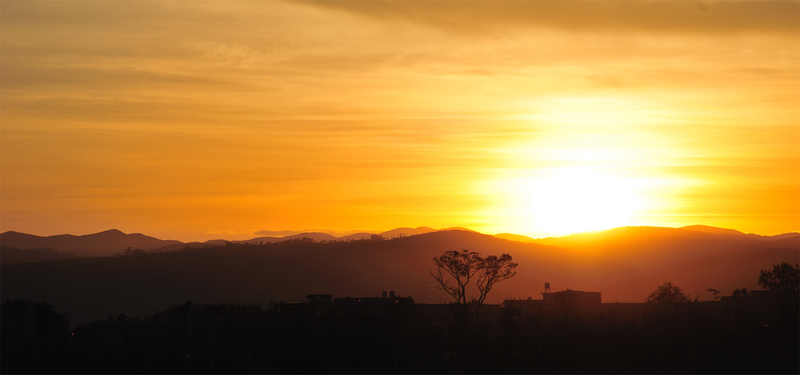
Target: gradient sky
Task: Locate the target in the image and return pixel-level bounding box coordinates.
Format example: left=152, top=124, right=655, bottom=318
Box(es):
left=2, top=0, right=798, bottom=242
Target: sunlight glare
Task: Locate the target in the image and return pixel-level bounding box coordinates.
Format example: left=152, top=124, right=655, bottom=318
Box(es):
left=490, top=166, right=650, bottom=236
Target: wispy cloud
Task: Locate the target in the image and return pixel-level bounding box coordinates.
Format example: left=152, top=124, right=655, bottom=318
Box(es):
left=301, top=0, right=799, bottom=35
left=1, top=0, right=797, bottom=240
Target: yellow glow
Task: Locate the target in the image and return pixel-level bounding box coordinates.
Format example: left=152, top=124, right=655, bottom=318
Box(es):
left=517, top=96, right=671, bottom=129
left=517, top=167, right=645, bottom=234
left=0, top=1, right=798, bottom=241
left=480, top=159, right=679, bottom=237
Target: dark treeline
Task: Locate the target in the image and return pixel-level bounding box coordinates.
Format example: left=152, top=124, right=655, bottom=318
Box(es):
left=2, top=231, right=798, bottom=373
left=2, top=230, right=798, bottom=334
left=2, top=263, right=798, bottom=374
left=0, top=245, right=76, bottom=265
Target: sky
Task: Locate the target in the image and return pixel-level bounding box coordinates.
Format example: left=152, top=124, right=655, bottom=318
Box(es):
left=1, top=0, right=798, bottom=242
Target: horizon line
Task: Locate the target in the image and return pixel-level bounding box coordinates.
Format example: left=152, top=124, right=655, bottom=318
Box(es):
left=3, top=224, right=798, bottom=244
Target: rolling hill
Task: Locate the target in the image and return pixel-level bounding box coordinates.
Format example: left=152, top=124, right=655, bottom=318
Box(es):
left=2, top=227, right=797, bottom=329
left=0, top=229, right=182, bottom=257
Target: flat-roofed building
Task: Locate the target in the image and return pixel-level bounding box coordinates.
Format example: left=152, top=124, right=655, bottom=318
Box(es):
left=542, top=290, right=602, bottom=306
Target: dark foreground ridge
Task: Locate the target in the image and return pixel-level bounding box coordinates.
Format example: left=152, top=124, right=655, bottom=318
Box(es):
left=3, top=274, right=798, bottom=374
left=1, top=229, right=797, bottom=373
left=2, top=229, right=797, bottom=330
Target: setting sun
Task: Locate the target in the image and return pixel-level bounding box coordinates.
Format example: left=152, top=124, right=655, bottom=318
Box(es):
left=1, top=2, right=799, bottom=372
left=1, top=0, right=797, bottom=241
left=517, top=167, right=645, bottom=235
left=481, top=162, right=665, bottom=236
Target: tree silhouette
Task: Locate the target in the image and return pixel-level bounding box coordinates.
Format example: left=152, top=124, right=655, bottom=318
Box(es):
left=645, top=282, right=689, bottom=330
left=475, top=254, right=517, bottom=322
left=758, top=262, right=799, bottom=293
left=707, top=288, right=720, bottom=301
left=2, top=299, right=67, bottom=349
left=707, top=288, right=721, bottom=321
left=430, top=249, right=517, bottom=325
left=430, top=249, right=481, bottom=306
left=758, top=262, right=800, bottom=329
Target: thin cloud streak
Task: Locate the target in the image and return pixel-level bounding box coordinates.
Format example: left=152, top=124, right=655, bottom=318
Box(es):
left=1, top=1, right=797, bottom=241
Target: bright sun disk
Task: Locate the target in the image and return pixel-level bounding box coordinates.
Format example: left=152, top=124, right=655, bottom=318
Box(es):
left=490, top=166, right=649, bottom=236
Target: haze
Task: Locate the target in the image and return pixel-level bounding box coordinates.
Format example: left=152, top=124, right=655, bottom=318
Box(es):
left=1, top=1, right=798, bottom=242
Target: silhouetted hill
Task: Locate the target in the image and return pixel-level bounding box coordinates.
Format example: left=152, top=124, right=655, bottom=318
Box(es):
left=768, top=235, right=800, bottom=247
left=681, top=224, right=799, bottom=241
left=0, top=246, right=76, bottom=265
left=3, top=228, right=797, bottom=330
left=438, top=227, right=478, bottom=232
left=533, top=226, right=795, bottom=266
left=238, top=232, right=339, bottom=244
left=494, top=233, right=536, bottom=242
left=379, top=227, right=437, bottom=238
left=338, top=232, right=376, bottom=241
left=681, top=225, right=749, bottom=236
left=530, top=226, right=800, bottom=301
left=0, top=229, right=182, bottom=257
left=150, top=227, right=451, bottom=251
left=766, top=233, right=800, bottom=241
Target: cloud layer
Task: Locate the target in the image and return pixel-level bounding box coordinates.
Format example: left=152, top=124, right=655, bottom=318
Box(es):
left=1, top=1, right=797, bottom=241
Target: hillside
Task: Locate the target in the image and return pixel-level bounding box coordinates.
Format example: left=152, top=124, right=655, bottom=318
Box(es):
left=239, top=232, right=339, bottom=244
left=494, top=233, right=536, bottom=242
left=681, top=225, right=800, bottom=241
left=0, top=229, right=182, bottom=257
left=2, top=228, right=797, bottom=329
left=0, top=246, right=76, bottom=265
left=379, top=227, right=438, bottom=238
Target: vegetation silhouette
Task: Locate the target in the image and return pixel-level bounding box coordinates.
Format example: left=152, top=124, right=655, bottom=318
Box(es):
left=2, top=299, right=70, bottom=373
left=2, top=258, right=799, bottom=373
left=1, top=229, right=798, bottom=333
left=759, top=262, right=799, bottom=293
left=757, top=262, right=800, bottom=348
left=0, top=245, right=76, bottom=265
left=430, top=249, right=517, bottom=327
left=644, top=281, right=691, bottom=331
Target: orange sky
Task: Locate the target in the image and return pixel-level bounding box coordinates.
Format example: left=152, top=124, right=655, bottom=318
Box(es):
left=1, top=1, right=798, bottom=242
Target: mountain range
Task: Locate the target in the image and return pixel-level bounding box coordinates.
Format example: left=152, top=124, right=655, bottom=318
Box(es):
left=1, top=225, right=797, bottom=329
left=0, top=227, right=447, bottom=259
left=3, top=225, right=795, bottom=260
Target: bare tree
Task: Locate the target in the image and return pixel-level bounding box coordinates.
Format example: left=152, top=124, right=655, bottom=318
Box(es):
left=430, top=249, right=517, bottom=325
left=474, top=254, right=517, bottom=322
left=430, top=249, right=481, bottom=305
left=707, top=288, right=721, bottom=321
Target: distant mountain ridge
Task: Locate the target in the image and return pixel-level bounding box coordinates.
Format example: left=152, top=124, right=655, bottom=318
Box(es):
left=3, top=225, right=796, bottom=261
left=0, top=229, right=182, bottom=257
left=494, top=233, right=537, bottom=243
left=680, top=225, right=800, bottom=240
left=3, top=227, right=797, bottom=330
left=0, top=226, right=444, bottom=255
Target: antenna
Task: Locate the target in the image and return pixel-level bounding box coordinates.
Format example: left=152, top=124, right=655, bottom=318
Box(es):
left=544, top=282, right=551, bottom=293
